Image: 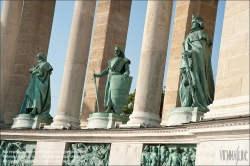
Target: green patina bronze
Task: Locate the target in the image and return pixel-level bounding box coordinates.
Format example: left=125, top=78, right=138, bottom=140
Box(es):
left=94, top=45, right=132, bottom=114
left=179, top=15, right=215, bottom=111
left=0, top=140, right=36, bottom=166
left=19, top=53, right=53, bottom=119
left=63, top=143, right=110, bottom=166
left=141, top=144, right=196, bottom=166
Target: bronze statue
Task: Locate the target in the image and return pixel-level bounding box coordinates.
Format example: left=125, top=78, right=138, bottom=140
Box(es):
left=19, top=53, right=53, bottom=118
left=93, top=45, right=132, bottom=114
left=179, top=15, right=215, bottom=110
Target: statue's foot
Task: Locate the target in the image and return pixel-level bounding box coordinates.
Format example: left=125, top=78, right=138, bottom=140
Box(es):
left=104, top=107, right=111, bottom=113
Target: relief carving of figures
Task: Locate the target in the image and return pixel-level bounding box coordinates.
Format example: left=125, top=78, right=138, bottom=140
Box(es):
left=64, top=143, right=110, bottom=166
left=141, top=145, right=196, bottom=166
left=0, top=141, right=36, bottom=166
left=179, top=15, right=215, bottom=110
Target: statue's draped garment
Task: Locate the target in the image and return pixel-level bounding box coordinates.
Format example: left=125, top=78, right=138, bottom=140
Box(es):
left=179, top=29, right=215, bottom=109
left=20, top=60, right=53, bottom=118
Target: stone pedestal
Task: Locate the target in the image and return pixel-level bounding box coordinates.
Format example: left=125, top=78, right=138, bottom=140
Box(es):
left=167, top=107, right=207, bottom=126
left=12, top=114, right=34, bottom=129
left=11, top=114, right=53, bottom=129
left=32, top=116, right=53, bottom=129
left=87, top=113, right=128, bottom=129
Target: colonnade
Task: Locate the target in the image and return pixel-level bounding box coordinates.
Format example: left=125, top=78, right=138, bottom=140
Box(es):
left=1, top=0, right=249, bottom=128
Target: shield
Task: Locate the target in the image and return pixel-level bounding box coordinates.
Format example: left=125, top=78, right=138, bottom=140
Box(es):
left=110, top=75, right=133, bottom=114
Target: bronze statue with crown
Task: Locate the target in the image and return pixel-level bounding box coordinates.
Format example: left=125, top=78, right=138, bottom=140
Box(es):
left=167, top=15, right=215, bottom=126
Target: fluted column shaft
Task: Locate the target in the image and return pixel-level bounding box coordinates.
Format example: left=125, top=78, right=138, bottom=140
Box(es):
left=51, top=0, right=96, bottom=128
left=1, top=0, right=23, bottom=128
left=127, top=1, right=173, bottom=127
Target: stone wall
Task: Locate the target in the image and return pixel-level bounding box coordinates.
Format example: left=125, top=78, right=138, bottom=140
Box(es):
left=214, top=1, right=249, bottom=99
left=204, top=1, right=249, bottom=119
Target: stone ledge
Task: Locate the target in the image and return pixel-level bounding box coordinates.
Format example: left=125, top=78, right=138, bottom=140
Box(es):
left=1, top=116, right=249, bottom=143
left=205, top=95, right=249, bottom=119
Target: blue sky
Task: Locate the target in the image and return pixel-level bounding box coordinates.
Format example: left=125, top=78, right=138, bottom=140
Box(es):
left=1, top=1, right=226, bottom=117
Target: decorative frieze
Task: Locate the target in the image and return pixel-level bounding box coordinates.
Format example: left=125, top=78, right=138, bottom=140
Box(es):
left=141, top=144, right=196, bottom=166
left=63, top=143, right=111, bottom=166
left=0, top=140, right=36, bottom=166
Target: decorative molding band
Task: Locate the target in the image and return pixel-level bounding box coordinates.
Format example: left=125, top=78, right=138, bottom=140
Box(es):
left=1, top=117, right=249, bottom=143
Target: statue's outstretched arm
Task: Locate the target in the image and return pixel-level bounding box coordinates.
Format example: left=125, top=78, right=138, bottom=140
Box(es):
left=94, top=67, right=109, bottom=78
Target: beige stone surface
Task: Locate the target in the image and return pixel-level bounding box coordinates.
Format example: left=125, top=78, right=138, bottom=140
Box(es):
left=196, top=140, right=249, bottom=165
left=206, top=1, right=249, bottom=118
left=1, top=0, right=23, bottom=128
left=50, top=0, right=96, bottom=129
left=214, top=1, right=249, bottom=100
left=3, top=0, right=56, bottom=127
left=125, top=1, right=173, bottom=128
left=205, top=95, right=249, bottom=119
left=109, top=143, right=143, bottom=165
left=33, top=142, right=66, bottom=165
left=80, top=0, right=132, bottom=128
left=161, top=0, right=218, bottom=125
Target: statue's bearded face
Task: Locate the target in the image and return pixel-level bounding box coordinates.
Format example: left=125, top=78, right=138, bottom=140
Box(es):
left=114, top=48, right=121, bottom=57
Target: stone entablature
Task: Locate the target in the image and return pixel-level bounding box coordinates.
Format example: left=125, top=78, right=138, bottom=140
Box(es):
left=1, top=116, right=249, bottom=142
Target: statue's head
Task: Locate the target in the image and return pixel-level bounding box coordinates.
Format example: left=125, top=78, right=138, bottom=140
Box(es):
left=152, top=146, right=158, bottom=152
left=144, top=145, right=150, bottom=152
left=114, top=45, right=125, bottom=57
left=37, top=53, right=46, bottom=61
left=191, top=15, right=204, bottom=30
left=77, top=143, right=84, bottom=148
left=95, top=145, right=100, bottom=150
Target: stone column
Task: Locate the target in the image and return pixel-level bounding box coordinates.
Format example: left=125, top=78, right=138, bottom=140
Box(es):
left=125, top=1, right=173, bottom=127
left=1, top=0, right=23, bottom=128
left=161, top=0, right=218, bottom=126
left=79, top=0, right=132, bottom=128
left=3, top=0, right=56, bottom=128
left=204, top=1, right=249, bottom=119
left=50, top=0, right=96, bottom=129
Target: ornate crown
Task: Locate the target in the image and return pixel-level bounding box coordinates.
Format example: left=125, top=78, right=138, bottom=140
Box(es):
left=191, top=14, right=204, bottom=29
left=192, top=15, right=203, bottom=22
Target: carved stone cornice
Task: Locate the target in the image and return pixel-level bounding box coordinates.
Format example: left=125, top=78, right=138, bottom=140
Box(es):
left=1, top=116, right=249, bottom=143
